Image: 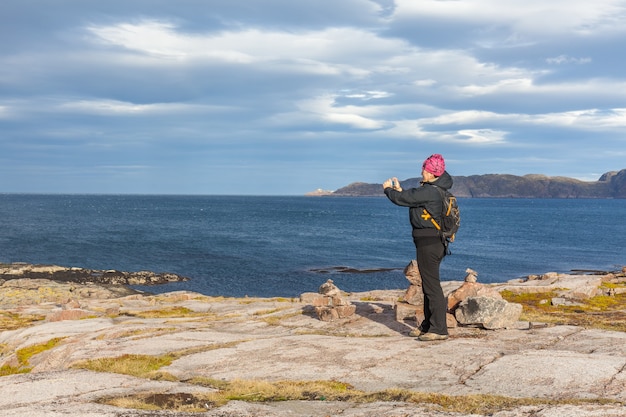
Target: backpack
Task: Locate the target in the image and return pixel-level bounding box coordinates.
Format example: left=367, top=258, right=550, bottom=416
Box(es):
left=421, top=185, right=460, bottom=251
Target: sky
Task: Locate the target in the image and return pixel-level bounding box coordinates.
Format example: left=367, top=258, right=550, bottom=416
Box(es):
left=1, top=1, right=626, bottom=195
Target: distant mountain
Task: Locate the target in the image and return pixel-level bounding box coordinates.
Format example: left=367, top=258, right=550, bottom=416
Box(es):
left=325, top=169, right=626, bottom=198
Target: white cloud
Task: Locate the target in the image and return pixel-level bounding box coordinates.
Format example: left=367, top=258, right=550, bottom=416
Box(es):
left=460, top=108, right=625, bottom=136
left=382, top=105, right=626, bottom=149
left=386, top=49, right=531, bottom=87
left=1, top=1, right=626, bottom=193
left=88, top=21, right=192, bottom=59
left=455, top=78, right=536, bottom=96
left=534, top=108, right=626, bottom=130
left=385, top=121, right=508, bottom=145
left=452, top=77, right=626, bottom=107
left=58, top=99, right=231, bottom=116
left=456, top=129, right=507, bottom=144
left=425, top=110, right=506, bottom=125
left=420, top=107, right=626, bottom=132
left=324, top=112, right=385, bottom=129
left=60, top=99, right=174, bottom=115
left=392, top=0, right=626, bottom=37
left=295, top=95, right=388, bottom=130
left=414, top=79, right=437, bottom=87
left=85, top=20, right=399, bottom=77
left=83, top=18, right=555, bottom=103
left=546, top=55, right=592, bottom=65
left=341, top=90, right=392, bottom=100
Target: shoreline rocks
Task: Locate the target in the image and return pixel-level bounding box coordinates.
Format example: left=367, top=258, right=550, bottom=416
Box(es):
left=0, top=262, right=189, bottom=286
left=0, top=263, right=625, bottom=417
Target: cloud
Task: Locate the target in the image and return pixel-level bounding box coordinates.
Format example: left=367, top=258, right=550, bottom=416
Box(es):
left=546, top=55, right=592, bottom=65
left=86, top=20, right=396, bottom=76
left=455, top=78, right=537, bottom=97
left=534, top=108, right=626, bottom=130
left=1, top=1, right=625, bottom=194
left=456, top=129, right=508, bottom=144
left=294, top=94, right=391, bottom=130
left=58, top=99, right=230, bottom=116
left=392, top=0, right=626, bottom=38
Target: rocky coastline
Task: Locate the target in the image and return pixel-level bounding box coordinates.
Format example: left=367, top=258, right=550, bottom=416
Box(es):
left=0, top=262, right=189, bottom=286
left=1, top=262, right=625, bottom=417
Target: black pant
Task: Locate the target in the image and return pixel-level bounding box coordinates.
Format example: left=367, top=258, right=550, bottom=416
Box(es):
left=414, top=235, right=448, bottom=335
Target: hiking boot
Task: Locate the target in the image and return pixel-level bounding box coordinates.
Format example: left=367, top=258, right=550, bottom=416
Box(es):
left=408, top=328, right=424, bottom=337
left=417, top=332, right=448, bottom=341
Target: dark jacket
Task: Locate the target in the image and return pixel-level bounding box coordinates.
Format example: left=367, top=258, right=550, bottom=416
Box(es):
left=384, top=171, right=453, bottom=238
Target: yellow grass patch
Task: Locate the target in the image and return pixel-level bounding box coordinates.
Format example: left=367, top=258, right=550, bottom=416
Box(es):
left=73, top=353, right=176, bottom=378
left=260, top=310, right=303, bottom=326
left=0, top=311, right=45, bottom=331
left=72, top=341, right=243, bottom=379
left=0, top=337, right=65, bottom=377
left=98, top=379, right=622, bottom=415
left=501, top=290, right=626, bottom=332
left=0, top=364, right=31, bottom=377
left=95, top=327, right=180, bottom=341
left=102, top=392, right=210, bottom=412
left=122, top=306, right=204, bottom=319
left=16, top=337, right=64, bottom=366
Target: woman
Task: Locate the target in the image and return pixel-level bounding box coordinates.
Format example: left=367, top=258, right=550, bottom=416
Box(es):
left=383, top=154, right=451, bottom=341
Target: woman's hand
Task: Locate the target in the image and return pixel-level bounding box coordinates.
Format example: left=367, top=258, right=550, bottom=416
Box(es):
left=383, top=177, right=402, bottom=191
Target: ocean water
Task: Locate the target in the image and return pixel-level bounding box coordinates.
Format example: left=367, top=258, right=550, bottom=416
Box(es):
left=0, top=194, right=624, bottom=298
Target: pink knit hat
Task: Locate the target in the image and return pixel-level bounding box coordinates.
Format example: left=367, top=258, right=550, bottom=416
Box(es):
left=422, top=154, right=445, bottom=176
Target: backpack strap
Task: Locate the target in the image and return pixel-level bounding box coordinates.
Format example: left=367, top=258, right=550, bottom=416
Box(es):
left=421, top=209, right=441, bottom=231
left=421, top=183, right=451, bottom=255
left=421, top=183, right=445, bottom=228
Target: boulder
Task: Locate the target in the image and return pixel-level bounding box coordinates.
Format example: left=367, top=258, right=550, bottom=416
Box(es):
left=447, top=282, right=502, bottom=312
left=395, top=301, right=423, bottom=321
left=455, top=296, right=523, bottom=330
left=446, top=268, right=501, bottom=328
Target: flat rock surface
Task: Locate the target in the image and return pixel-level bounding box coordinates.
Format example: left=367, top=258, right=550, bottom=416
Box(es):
left=1, top=275, right=625, bottom=417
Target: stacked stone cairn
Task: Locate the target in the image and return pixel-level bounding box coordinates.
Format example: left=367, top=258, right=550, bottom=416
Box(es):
left=305, top=279, right=356, bottom=322
left=396, top=261, right=523, bottom=330
left=394, top=260, right=429, bottom=322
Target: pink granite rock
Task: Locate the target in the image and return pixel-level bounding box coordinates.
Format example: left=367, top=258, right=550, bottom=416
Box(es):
left=402, top=260, right=424, bottom=305
left=447, top=281, right=502, bottom=312
left=47, top=309, right=93, bottom=322
left=312, top=279, right=355, bottom=321
left=454, top=296, right=522, bottom=329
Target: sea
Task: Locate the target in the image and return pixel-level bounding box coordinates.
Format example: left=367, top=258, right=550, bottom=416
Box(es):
left=0, top=194, right=624, bottom=298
